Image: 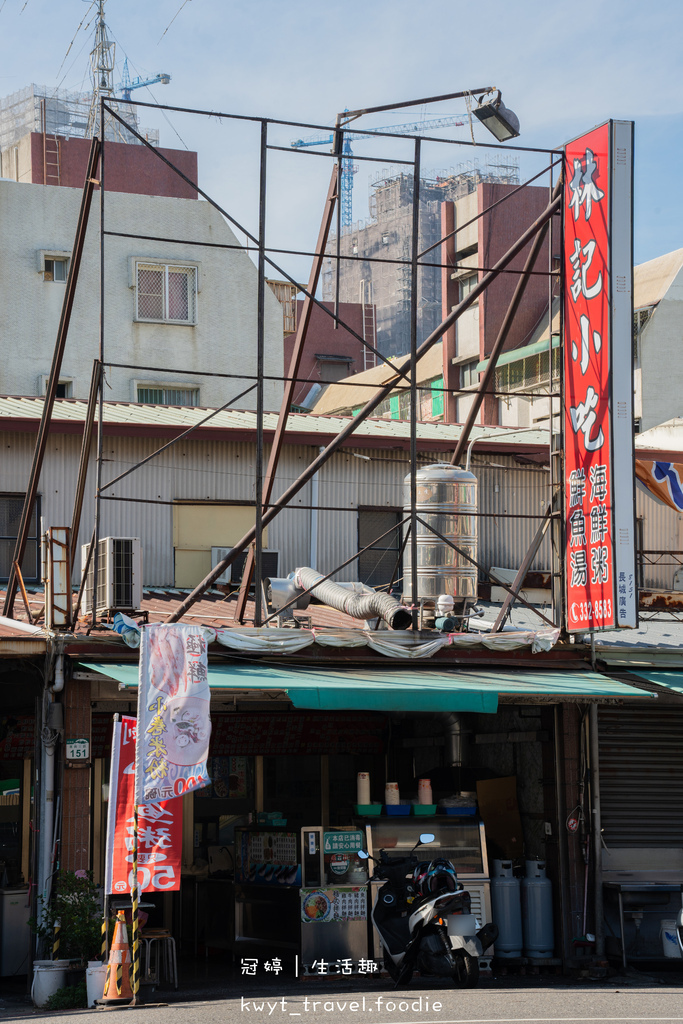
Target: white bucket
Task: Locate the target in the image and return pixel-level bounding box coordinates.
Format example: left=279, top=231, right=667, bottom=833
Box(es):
left=86, top=961, right=108, bottom=1007
left=660, top=919, right=682, bottom=958
left=31, top=960, right=69, bottom=1007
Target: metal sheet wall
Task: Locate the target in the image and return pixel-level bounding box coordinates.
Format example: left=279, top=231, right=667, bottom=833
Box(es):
left=599, top=705, right=683, bottom=846
left=637, top=488, right=682, bottom=590
left=2, top=430, right=551, bottom=589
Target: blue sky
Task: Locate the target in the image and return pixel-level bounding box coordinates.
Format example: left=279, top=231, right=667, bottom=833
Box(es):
left=1, top=0, right=681, bottom=269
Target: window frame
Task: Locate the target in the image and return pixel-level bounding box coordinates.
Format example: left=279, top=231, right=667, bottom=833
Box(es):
left=130, top=258, right=200, bottom=326
left=134, top=380, right=200, bottom=407
left=0, top=492, right=41, bottom=583
left=357, top=506, right=403, bottom=590
left=39, top=375, right=73, bottom=398
left=37, top=249, right=71, bottom=282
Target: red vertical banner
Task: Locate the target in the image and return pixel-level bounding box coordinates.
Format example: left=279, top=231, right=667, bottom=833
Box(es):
left=564, top=124, right=614, bottom=630
left=105, top=716, right=182, bottom=894
left=563, top=121, right=636, bottom=631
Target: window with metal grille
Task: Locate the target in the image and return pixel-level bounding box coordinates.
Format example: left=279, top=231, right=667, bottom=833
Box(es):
left=0, top=493, right=40, bottom=582
left=357, top=508, right=402, bottom=589
left=135, top=262, right=197, bottom=324
left=460, top=360, right=478, bottom=388
left=494, top=346, right=560, bottom=394
left=137, top=386, right=199, bottom=406
left=458, top=273, right=477, bottom=301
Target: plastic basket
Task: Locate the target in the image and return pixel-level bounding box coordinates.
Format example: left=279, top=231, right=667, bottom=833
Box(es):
left=354, top=804, right=382, bottom=816
left=441, top=805, right=477, bottom=816
left=385, top=805, right=411, bottom=816
left=413, top=804, right=437, bottom=815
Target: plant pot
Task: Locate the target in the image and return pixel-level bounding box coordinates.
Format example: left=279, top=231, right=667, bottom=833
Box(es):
left=31, top=961, right=69, bottom=1007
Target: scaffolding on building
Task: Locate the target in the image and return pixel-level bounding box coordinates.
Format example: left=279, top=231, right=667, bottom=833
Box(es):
left=0, top=83, right=160, bottom=154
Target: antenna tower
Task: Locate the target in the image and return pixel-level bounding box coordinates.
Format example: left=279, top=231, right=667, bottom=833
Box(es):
left=86, top=0, right=125, bottom=140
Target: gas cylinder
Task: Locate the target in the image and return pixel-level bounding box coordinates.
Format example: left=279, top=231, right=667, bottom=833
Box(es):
left=521, top=859, right=554, bottom=958
left=490, top=859, right=523, bottom=958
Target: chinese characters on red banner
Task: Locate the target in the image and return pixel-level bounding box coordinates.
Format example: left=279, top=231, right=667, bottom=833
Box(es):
left=564, top=125, right=614, bottom=629
left=104, top=716, right=182, bottom=894
left=564, top=122, right=637, bottom=630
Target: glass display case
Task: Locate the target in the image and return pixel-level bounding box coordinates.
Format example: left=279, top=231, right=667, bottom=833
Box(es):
left=365, top=817, right=489, bottom=879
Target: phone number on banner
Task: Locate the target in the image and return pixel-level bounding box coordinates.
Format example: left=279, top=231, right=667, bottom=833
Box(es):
left=570, top=598, right=612, bottom=625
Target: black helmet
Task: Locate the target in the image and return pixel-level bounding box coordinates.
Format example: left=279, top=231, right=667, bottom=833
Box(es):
left=425, top=857, right=458, bottom=894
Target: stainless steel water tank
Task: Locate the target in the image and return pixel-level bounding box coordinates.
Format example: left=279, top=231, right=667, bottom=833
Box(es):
left=402, top=463, right=477, bottom=608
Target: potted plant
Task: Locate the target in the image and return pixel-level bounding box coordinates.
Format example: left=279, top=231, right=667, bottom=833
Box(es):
left=31, top=870, right=102, bottom=968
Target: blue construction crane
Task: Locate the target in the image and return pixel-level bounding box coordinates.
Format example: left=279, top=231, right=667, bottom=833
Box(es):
left=291, top=113, right=465, bottom=233
left=117, top=57, right=171, bottom=102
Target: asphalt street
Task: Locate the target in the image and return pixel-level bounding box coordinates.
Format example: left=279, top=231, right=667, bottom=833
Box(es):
left=3, top=974, right=683, bottom=1024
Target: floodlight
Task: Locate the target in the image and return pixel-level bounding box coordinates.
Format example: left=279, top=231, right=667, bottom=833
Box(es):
left=472, top=90, right=520, bottom=142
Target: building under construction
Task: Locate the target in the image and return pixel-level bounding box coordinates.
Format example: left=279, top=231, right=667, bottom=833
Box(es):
left=323, top=158, right=519, bottom=359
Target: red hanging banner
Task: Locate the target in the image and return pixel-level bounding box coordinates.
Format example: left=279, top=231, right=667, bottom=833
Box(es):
left=563, top=121, right=637, bottom=631
left=105, top=716, right=182, bottom=895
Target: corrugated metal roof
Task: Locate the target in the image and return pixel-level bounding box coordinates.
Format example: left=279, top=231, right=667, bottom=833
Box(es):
left=0, top=395, right=549, bottom=446
left=634, top=248, right=683, bottom=309
left=311, top=345, right=444, bottom=416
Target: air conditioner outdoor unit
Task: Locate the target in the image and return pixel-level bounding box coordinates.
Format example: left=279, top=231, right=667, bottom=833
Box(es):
left=211, top=546, right=279, bottom=586
left=81, top=537, right=143, bottom=615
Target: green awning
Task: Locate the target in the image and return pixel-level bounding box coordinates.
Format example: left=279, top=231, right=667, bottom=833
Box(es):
left=81, top=662, right=651, bottom=714
left=476, top=335, right=560, bottom=373
left=631, top=670, right=683, bottom=695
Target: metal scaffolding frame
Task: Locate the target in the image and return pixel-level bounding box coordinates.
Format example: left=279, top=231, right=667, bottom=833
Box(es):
left=4, top=93, right=562, bottom=633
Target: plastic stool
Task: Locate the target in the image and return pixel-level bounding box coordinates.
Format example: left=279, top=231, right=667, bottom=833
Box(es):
left=140, top=929, right=178, bottom=990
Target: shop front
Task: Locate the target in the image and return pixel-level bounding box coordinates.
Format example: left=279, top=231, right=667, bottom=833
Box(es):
left=81, top=659, right=653, bottom=975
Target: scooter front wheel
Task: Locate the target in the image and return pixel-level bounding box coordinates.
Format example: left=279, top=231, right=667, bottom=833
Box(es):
left=451, top=951, right=479, bottom=988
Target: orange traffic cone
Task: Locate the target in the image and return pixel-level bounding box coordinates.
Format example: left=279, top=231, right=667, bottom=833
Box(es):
left=98, top=910, right=135, bottom=1005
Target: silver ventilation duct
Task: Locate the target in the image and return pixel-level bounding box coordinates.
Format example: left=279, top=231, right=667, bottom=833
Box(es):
left=295, top=567, right=412, bottom=630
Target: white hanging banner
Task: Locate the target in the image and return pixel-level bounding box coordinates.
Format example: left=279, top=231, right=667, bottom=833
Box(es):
left=136, top=623, right=212, bottom=803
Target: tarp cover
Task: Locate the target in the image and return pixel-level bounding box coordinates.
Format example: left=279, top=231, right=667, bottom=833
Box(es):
left=82, top=662, right=651, bottom=714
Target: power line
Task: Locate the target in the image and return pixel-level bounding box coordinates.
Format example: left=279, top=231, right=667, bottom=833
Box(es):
left=158, top=0, right=192, bottom=45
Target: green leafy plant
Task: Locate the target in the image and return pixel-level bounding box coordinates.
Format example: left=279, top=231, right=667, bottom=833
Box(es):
left=30, top=871, right=102, bottom=965
left=44, top=979, right=87, bottom=1010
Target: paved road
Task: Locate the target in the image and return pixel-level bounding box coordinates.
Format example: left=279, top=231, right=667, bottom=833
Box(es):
left=4, top=978, right=683, bottom=1024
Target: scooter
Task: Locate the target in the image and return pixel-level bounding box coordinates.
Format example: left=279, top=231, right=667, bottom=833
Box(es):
left=359, top=833, right=498, bottom=988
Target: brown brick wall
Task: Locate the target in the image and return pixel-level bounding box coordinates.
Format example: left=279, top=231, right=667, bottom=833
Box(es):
left=60, top=678, right=91, bottom=872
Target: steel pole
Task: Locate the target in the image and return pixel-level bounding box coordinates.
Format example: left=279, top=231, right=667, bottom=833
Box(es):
left=69, top=360, right=102, bottom=576
left=166, top=196, right=560, bottom=624
left=254, top=121, right=268, bottom=626
left=3, top=137, right=101, bottom=617
left=451, top=175, right=563, bottom=467
left=234, top=164, right=339, bottom=621
left=409, top=139, right=421, bottom=627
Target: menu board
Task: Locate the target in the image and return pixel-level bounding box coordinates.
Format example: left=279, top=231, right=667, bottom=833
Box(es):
left=237, top=829, right=301, bottom=887
left=211, top=712, right=387, bottom=756
left=195, top=756, right=249, bottom=800
left=301, top=887, right=367, bottom=924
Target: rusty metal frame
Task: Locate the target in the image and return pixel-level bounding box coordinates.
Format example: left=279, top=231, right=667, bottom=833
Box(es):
left=450, top=175, right=563, bottom=469
left=167, top=195, right=560, bottom=624
left=234, top=162, right=340, bottom=623
left=31, top=95, right=561, bottom=633
left=414, top=516, right=555, bottom=628
left=69, top=360, right=102, bottom=577
left=3, top=136, right=101, bottom=617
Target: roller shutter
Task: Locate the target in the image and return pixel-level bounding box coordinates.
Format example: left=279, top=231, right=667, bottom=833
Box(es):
left=599, top=706, right=683, bottom=847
